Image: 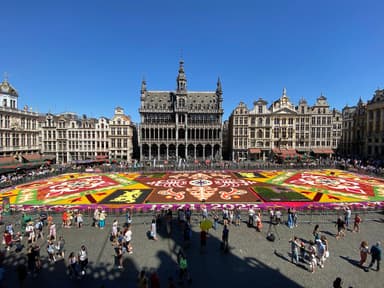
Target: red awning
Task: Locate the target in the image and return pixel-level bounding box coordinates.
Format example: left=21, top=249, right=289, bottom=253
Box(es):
left=312, top=148, right=334, bottom=154
left=22, top=153, right=42, bottom=162
left=248, top=148, right=261, bottom=154
left=0, top=156, right=18, bottom=166
left=96, top=155, right=109, bottom=159
left=280, top=149, right=298, bottom=157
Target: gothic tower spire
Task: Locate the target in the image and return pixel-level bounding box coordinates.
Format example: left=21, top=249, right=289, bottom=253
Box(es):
left=176, top=59, right=187, bottom=92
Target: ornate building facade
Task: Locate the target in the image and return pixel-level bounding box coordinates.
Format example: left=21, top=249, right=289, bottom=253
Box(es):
left=138, top=60, right=223, bottom=162
left=41, top=107, right=135, bottom=164
left=0, top=77, right=40, bottom=157
left=341, top=89, right=384, bottom=160
left=229, top=89, right=342, bottom=161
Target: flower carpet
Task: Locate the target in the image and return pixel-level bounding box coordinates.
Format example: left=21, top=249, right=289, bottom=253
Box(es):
left=1, top=169, right=383, bottom=211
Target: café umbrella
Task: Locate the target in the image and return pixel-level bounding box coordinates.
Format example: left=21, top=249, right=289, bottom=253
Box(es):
left=200, top=219, right=213, bottom=231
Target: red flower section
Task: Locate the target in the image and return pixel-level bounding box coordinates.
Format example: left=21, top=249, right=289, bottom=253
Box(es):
left=285, top=172, right=375, bottom=196
left=36, top=175, right=119, bottom=200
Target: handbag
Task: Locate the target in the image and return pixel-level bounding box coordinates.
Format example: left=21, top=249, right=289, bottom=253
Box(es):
left=325, top=251, right=330, bottom=258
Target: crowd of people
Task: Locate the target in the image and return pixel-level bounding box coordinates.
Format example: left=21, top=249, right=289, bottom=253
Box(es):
left=0, top=203, right=382, bottom=287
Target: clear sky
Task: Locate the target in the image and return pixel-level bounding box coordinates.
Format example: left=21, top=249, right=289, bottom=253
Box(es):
left=1, top=0, right=383, bottom=123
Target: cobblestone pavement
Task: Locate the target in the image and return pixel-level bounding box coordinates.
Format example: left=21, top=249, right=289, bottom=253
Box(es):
left=0, top=211, right=383, bottom=288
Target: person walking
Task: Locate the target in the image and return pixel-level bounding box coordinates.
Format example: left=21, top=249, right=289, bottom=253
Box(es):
left=114, top=241, right=123, bottom=269
left=248, top=207, right=255, bottom=227
left=353, top=214, right=361, bottom=233
left=124, top=223, right=133, bottom=254
left=99, top=210, right=106, bottom=229
left=287, top=208, right=294, bottom=228
left=255, top=209, right=263, bottom=232
left=76, top=212, right=84, bottom=229
left=47, top=240, right=56, bottom=263
left=313, top=224, right=321, bottom=242
left=78, top=245, right=88, bottom=275
left=222, top=225, right=229, bottom=252
left=150, top=218, right=158, bottom=241
left=335, top=216, right=346, bottom=240
left=366, top=241, right=381, bottom=272
left=137, top=269, right=149, bottom=288
left=212, top=210, right=219, bottom=230
left=49, top=222, right=56, bottom=241
left=359, top=240, right=369, bottom=267
left=289, top=236, right=300, bottom=264
left=344, top=206, right=352, bottom=230
left=67, top=251, right=79, bottom=279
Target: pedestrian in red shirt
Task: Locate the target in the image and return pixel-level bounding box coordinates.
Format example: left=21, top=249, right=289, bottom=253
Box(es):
left=353, top=214, right=361, bottom=233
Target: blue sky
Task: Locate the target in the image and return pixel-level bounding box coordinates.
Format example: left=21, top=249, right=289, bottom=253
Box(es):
left=1, top=0, right=383, bottom=123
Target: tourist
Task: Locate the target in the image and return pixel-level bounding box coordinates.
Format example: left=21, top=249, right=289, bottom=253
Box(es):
left=289, top=236, right=300, bottom=264
left=166, top=209, right=172, bottom=236
left=212, top=210, right=219, bottom=230
left=76, top=211, right=84, bottom=229
left=201, top=205, right=208, bottom=220
left=111, top=219, right=119, bottom=240
left=313, top=224, right=320, bottom=242
left=359, top=240, right=369, bottom=267
left=269, top=208, right=275, bottom=224
left=248, top=207, right=255, bottom=227
left=62, top=211, right=69, bottom=228
left=92, top=208, right=100, bottom=227
left=78, top=245, right=88, bottom=275
left=138, top=269, right=149, bottom=288
left=335, top=216, right=346, bottom=240
left=32, top=244, right=41, bottom=274
left=255, top=210, right=263, bottom=232
left=114, top=241, right=123, bottom=269
left=353, top=214, right=361, bottom=233
left=344, top=206, right=352, bottom=230
left=47, top=214, right=53, bottom=228
left=275, top=209, right=282, bottom=225
left=49, top=222, right=56, bottom=241
left=125, top=209, right=132, bottom=225
left=178, top=208, right=186, bottom=225
left=47, top=240, right=56, bottom=263
left=3, top=231, right=12, bottom=251
left=150, top=270, right=160, bottom=288
left=222, top=208, right=229, bottom=226
left=228, top=209, right=234, bottom=225
left=234, top=207, right=241, bottom=226
left=5, top=223, right=14, bottom=236
left=316, top=236, right=326, bottom=268
left=99, top=210, right=106, bottom=229
left=287, top=207, right=294, bottom=228
left=35, top=219, right=44, bottom=240
left=366, top=241, right=381, bottom=272
left=150, top=218, right=158, bottom=241
left=124, top=223, right=133, bottom=254
left=67, top=251, right=79, bottom=279
left=308, top=240, right=317, bottom=273
left=25, top=222, right=35, bottom=244
left=13, top=232, right=23, bottom=252
left=53, top=236, right=65, bottom=259
left=222, top=224, right=229, bottom=252
left=185, top=207, right=192, bottom=224
left=292, top=207, right=298, bottom=227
